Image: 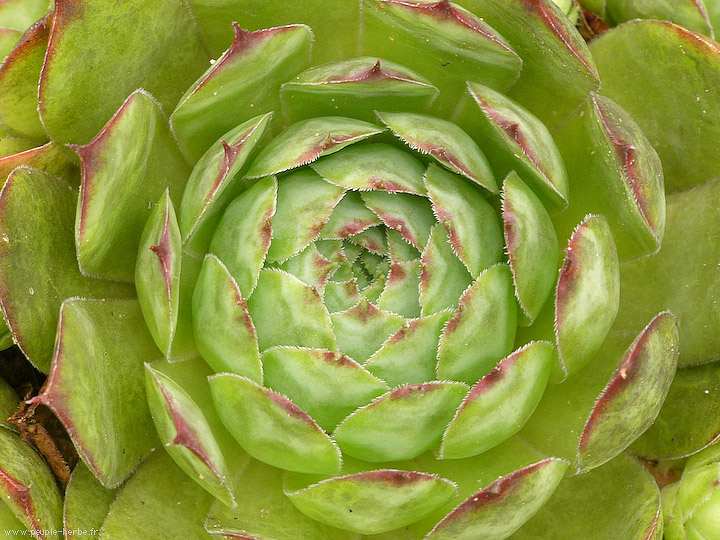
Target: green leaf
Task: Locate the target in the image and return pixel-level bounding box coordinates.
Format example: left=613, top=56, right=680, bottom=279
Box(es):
left=441, top=341, right=553, bottom=460
left=0, top=167, right=133, bottom=371
left=606, top=0, right=713, bottom=37
left=193, top=255, right=262, bottom=381
left=0, top=378, right=17, bottom=431
left=577, top=312, right=679, bottom=472
left=455, top=82, right=568, bottom=210
left=362, top=0, right=521, bottom=112
left=376, top=260, right=422, bottom=318
left=267, top=169, right=345, bottom=262
left=553, top=93, right=665, bottom=260
left=39, top=0, right=210, bottom=146
left=555, top=215, right=620, bottom=380
left=614, top=179, right=720, bottom=368
left=502, top=172, right=559, bottom=324
left=247, top=116, right=383, bottom=178
left=210, top=175, right=276, bottom=298
left=145, top=361, right=235, bottom=507
left=0, top=427, right=62, bottom=540
left=72, top=90, right=190, bottom=282
left=591, top=20, right=720, bottom=191
left=319, top=191, right=382, bottom=239
left=0, top=142, right=74, bottom=186
left=171, top=24, right=311, bottom=161
left=262, top=346, right=388, bottom=431
left=179, top=113, right=272, bottom=255
left=362, top=190, right=435, bottom=250
left=426, top=164, right=503, bottom=278
left=511, top=453, right=661, bottom=540
left=330, top=299, right=405, bottom=364
left=632, top=359, right=720, bottom=460
left=209, top=374, right=341, bottom=475
left=457, top=0, right=599, bottom=127
left=248, top=269, right=337, bottom=351
left=284, top=468, right=457, bottom=535
left=64, top=462, right=117, bottom=540
left=205, top=459, right=356, bottom=540
left=437, top=264, right=517, bottom=384
left=0, top=29, right=22, bottom=64
left=32, top=299, right=161, bottom=487
left=188, top=0, right=361, bottom=63
left=334, top=382, right=468, bottom=462
left=427, top=458, right=567, bottom=540
left=312, top=142, right=427, bottom=195
left=419, top=224, right=473, bottom=315
left=0, top=14, right=48, bottom=141
left=99, top=450, right=214, bottom=540
left=0, top=0, right=50, bottom=30
left=378, top=112, right=497, bottom=193
left=136, top=190, right=182, bottom=358
left=366, top=311, right=453, bottom=387
left=281, top=57, right=439, bottom=124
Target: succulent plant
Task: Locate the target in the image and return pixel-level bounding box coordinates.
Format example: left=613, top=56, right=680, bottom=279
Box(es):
left=0, top=0, right=719, bottom=538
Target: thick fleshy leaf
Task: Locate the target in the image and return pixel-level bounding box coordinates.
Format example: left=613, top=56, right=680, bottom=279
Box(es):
left=362, top=0, right=521, bottom=110
left=330, top=299, right=405, bottom=364
left=511, top=453, right=661, bottom=540
left=419, top=225, right=472, bottom=315
left=319, top=191, right=381, bottom=239
left=577, top=312, right=679, bottom=471
left=0, top=142, right=74, bottom=186
left=281, top=57, right=439, bottom=124
left=378, top=112, right=497, bottom=193
left=0, top=14, right=47, bottom=141
left=436, top=264, right=517, bottom=384
left=324, top=280, right=362, bottom=313
left=277, top=243, right=339, bottom=292
left=591, top=20, right=720, bottom=191
left=284, top=469, right=457, bottom=535
left=0, top=427, right=62, bottom=540
left=346, top=226, right=388, bottom=255
left=334, top=382, right=468, bottom=462
left=267, top=169, right=345, bottom=262
left=64, top=462, right=117, bottom=540
left=179, top=113, right=271, bottom=255
left=171, top=24, right=310, bottom=161
left=32, top=299, right=161, bottom=487
left=632, top=359, right=720, bottom=460
left=39, top=0, right=210, bottom=146
left=209, top=374, right=341, bottom=475
left=441, top=341, right=553, bottom=459
left=387, top=228, right=421, bottom=262
left=136, top=190, right=182, bottom=358
left=554, top=93, right=665, bottom=260
left=99, top=450, right=214, bottom=540
left=455, top=82, right=568, bottom=209
left=376, top=260, right=422, bottom=318
left=607, top=0, right=713, bottom=38
left=0, top=0, right=50, bottom=30
left=188, top=0, right=360, bottom=63
left=612, top=178, right=720, bottom=368
left=210, top=175, right=276, bottom=297
left=457, top=0, right=600, bottom=127
left=425, top=164, right=503, bottom=278
left=262, top=347, right=388, bottom=431
left=362, top=190, right=435, bottom=250
left=555, top=215, right=619, bottom=380
left=0, top=28, right=22, bottom=62
left=205, top=459, right=356, bottom=540
left=145, top=360, right=235, bottom=507
left=427, top=458, right=567, bottom=540
left=0, top=167, right=133, bottom=371
left=73, top=90, right=190, bottom=282
left=247, top=269, right=337, bottom=351
left=0, top=378, right=17, bottom=430
left=247, top=116, right=383, bottom=178
left=366, top=311, right=452, bottom=387
left=312, top=142, right=426, bottom=195
left=502, top=172, right=559, bottom=323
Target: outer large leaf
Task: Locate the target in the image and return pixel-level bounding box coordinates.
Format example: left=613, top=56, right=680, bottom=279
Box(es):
left=0, top=167, right=132, bottom=371
left=63, top=462, right=117, bottom=540
left=591, top=20, right=720, bottom=191
left=32, top=299, right=162, bottom=487
left=39, top=0, right=210, bottom=146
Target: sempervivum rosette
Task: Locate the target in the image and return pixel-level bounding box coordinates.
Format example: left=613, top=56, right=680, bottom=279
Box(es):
left=0, top=0, right=719, bottom=539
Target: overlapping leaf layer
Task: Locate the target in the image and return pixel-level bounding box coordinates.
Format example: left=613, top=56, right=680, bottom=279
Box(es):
left=0, top=0, right=718, bottom=539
